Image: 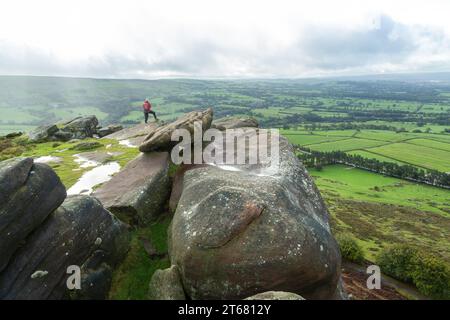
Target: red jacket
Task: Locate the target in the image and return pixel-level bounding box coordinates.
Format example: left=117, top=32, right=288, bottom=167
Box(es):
left=143, top=101, right=152, bottom=112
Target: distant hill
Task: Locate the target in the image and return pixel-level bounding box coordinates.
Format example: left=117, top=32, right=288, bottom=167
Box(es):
left=0, top=74, right=449, bottom=135
left=328, top=71, right=450, bottom=83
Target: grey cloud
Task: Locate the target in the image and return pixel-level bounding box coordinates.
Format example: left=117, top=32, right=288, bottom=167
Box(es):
left=298, top=15, right=417, bottom=68
left=0, top=14, right=449, bottom=78
left=0, top=41, right=63, bottom=75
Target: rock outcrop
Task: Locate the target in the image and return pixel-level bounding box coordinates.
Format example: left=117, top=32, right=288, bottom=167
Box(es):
left=59, top=115, right=99, bottom=139
left=93, top=152, right=171, bottom=225
left=3, top=108, right=345, bottom=301
left=139, top=108, right=213, bottom=152
left=169, top=129, right=342, bottom=300
left=0, top=195, right=129, bottom=299
left=212, top=116, right=258, bottom=130
left=148, top=265, right=186, bottom=300
left=0, top=157, right=66, bottom=272
left=28, top=124, right=59, bottom=142
left=245, top=291, right=305, bottom=300
left=4, top=132, right=23, bottom=139
left=27, top=116, right=122, bottom=142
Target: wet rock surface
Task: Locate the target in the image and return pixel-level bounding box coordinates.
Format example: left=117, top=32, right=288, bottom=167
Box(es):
left=0, top=157, right=66, bottom=272
left=74, top=151, right=123, bottom=164
left=169, top=130, right=342, bottom=300
left=139, top=108, right=213, bottom=152
left=0, top=195, right=129, bottom=300
left=67, top=161, right=121, bottom=196
left=93, top=152, right=171, bottom=225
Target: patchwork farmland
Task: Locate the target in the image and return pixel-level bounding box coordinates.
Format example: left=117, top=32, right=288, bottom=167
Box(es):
left=282, top=129, right=450, bottom=172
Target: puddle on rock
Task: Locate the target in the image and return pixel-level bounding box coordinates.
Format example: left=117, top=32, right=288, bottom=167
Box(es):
left=119, top=139, right=135, bottom=148
left=35, top=156, right=62, bottom=164
left=67, top=162, right=121, bottom=195
left=73, top=154, right=99, bottom=168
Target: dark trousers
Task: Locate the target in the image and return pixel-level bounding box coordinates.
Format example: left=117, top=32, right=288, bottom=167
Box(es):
left=144, top=111, right=157, bottom=123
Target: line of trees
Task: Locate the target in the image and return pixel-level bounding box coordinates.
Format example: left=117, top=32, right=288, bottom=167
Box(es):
left=296, top=147, right=450, bottom=188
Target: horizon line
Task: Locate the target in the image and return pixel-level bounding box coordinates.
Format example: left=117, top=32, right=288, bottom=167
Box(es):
left=1, top=70, right=450, bottom=82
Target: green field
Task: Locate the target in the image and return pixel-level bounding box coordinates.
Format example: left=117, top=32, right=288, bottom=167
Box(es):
left=346, top=150, right=407, bottom=165
left=406, top=138, right=450, bottom=152
left=311, top=165, right=450, bottom=262
left=282, top=128, right=450, bottom=172
left=312, top=165, right=449, bottom=216
left=367, top=143, right=450, bottom=172
left=314, top=130, right=357, bottom=137
left=307, top=138, right=388, bottom=152
left=282, top=134, right=347, bottom=146
left=49, top=106, right=109, bottom=120
left=353, top=130, right=419, bottom=142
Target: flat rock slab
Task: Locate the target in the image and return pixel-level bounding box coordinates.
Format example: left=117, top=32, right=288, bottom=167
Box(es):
left=139, top=108, right=213, bottom=152
left=127, top=135, right=148, bottom=147
left=93, top=152, right=171, bottom=225
left=103, top=123, right=158, bottom=141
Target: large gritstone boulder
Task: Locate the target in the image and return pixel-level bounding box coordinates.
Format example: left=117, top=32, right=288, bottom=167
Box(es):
left=212, top=116, right=259, bottom=130
left=59, top=115, right=99, bottom=139
left=169, top=129, right=343, bottom=300
left=28, top=116, right=100, bottom=142
left=139, top=108, right=213, bottom=152
left=0, top=157, right=66, bottom=272
left=93, top=152, right=171, bottom=226
left=28, top=124, right=59, bottom=142
left=0, top=195, right=129, bottom=300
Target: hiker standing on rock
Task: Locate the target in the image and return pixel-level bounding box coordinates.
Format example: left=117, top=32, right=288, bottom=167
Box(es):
left=143, top=98, right=158, bottom=123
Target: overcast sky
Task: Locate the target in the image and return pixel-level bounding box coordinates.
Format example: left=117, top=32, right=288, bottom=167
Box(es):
left=1, top=0, right=450, bottom=79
